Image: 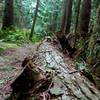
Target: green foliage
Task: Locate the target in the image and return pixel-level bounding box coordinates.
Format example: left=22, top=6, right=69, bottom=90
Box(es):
left=0, top=28, right=43, bottom=44
left=31, top=34, right=42, bottom=43
left=14, top=0, right=63, bottom=36
left=33, top=0, right=63, bottom=35
left=0, top=28, right=28, bottom=43
left=0, top=47, right=4, bottom=53
left=75, top=61, right=86, bottom=70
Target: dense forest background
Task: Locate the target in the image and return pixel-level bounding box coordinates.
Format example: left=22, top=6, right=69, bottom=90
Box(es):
left=0, top=0, right=100, bottom=94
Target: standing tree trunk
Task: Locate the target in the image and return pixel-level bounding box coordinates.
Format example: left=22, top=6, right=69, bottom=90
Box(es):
left=74, top=0, right=81, bottom=34
left=61, top=0, right=73, bottom=34
left=73, top=0, right=81, bottom=47
left=86, top=5, right=100, bottom=89
left=87, top=5, right=100, bottom=65
left=93, top=5, right=100, bottom=34
left=61, top=0, right=68, bottom=33
left=78, top=0, right=91, bottom=38
left=2, top=0, right=14, bottom=29
left=65, top=0, right=73, bottom=34
left=75, top=0, right=91, bottom=59
left=29, top=0, right=40, bottom=41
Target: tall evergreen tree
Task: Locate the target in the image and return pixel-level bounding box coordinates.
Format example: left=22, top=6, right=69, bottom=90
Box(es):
left=74, top=0, right=81, bottom=33
left=29, top=0, right=40, bottom=41
left=61, top=0, right=73, bottom=34
left=2, top=0, right=14, bottom=29
left=86, top=5, right=100, bottom=77
left=78, top=0, right=91, bottom=39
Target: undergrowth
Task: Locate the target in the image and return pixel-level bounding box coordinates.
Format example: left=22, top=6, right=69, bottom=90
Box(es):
left=0, top=28, right=43, bottom=53
left=0, top=28, right=43, bottom=44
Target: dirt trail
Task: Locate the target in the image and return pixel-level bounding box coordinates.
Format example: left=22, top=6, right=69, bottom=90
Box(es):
left=0, top=44, right=37, bottom=100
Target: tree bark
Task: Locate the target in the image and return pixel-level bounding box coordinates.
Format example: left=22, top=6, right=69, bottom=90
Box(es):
left=2, top=0, right=14, bottom=29
left=29, top=0, right=40, bottom=41
left=78, top=0, right=91, bottom=38
left=87, top=5, right=100, bottom=80
left=61, top=0, right=68, bottom=33
left=74, top=0, right=81, bottom=34
left=61, top=0, right=73, bottom=34
left=86, top=4, right=100, bottom=64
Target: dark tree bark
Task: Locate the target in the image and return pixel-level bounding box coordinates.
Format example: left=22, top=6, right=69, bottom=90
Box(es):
left=74, top=0, right=81, bottom=33
left=61, top=0, right=68, bottom=33
left=2, top=0, right=14, bottom=29
left=73, top=0, right=81, bottom=47
left=29, top=0, right=40, bottom=41
left=87, top=5, right=100, bottom=79
left=93, top=5, right=100, bottom=34
left=65, top=0, right=73, bottom=34
left=61, top=0, right=73, bottom=34
left=78, top=0, right=91, bottom=38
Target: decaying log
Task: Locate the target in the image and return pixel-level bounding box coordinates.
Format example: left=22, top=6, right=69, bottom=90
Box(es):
left=55, top=31, right=77, bottom=57
left=10, top=37, right=100, bottom=100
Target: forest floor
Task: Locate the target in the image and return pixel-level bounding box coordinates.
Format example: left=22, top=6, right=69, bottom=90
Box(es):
left=0, top=43, right=38, bottom=100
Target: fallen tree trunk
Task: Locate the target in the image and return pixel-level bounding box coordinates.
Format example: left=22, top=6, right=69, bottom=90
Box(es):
left=10, top=37, right=100, bottom=100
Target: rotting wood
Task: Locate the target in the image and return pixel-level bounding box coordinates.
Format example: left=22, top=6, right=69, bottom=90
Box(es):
left=9, top=37, right=100, bottom=100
